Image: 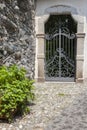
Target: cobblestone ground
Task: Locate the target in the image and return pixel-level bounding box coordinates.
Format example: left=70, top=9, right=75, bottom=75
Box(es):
left=45, top=83, right=87, bottom=130
left=0, top=82, right=87, bottom=130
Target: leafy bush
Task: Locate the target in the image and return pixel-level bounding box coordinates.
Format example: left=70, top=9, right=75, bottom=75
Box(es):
left=0, top=65, right=35, bottom=122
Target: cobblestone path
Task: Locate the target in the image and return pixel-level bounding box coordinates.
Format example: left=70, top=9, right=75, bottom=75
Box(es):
left=0, top=82, right=87, bottom=130
left=45, top=88, right=87, bottom=130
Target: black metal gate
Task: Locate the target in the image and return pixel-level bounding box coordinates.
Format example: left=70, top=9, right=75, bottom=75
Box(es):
left=45, top=15, right=77, bottom=81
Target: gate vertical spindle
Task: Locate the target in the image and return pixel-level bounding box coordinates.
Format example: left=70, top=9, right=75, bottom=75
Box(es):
left=59, top=28, right=61, bottom=78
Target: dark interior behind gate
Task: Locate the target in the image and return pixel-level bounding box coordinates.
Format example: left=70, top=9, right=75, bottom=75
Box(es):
left=45, top=15, right=77, bottom=82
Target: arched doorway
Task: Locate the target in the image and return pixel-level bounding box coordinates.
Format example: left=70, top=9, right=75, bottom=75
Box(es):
left=45, top=15, right=77, bottom=81
left=35, top=5, right=85, bottom=82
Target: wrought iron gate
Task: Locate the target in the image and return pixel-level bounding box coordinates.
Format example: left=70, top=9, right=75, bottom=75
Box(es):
left=45, top=15, right=77, bottom=81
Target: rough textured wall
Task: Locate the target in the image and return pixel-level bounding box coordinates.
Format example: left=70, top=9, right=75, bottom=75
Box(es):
left=0, top=0, right=35, bottom=79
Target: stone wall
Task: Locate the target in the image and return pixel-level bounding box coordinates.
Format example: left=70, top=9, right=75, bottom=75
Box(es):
left=0, top=0, right=35, bottom=79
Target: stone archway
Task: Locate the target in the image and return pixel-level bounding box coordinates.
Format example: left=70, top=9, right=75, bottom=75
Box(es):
left=35, top=5, right=85, bottom=82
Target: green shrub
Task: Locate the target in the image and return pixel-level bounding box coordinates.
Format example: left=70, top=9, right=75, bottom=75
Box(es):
left=0, top=65, right=35, bottom=122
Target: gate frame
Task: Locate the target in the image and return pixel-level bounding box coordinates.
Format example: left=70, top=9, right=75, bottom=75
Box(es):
left=35, top=5, right=85, bottom=82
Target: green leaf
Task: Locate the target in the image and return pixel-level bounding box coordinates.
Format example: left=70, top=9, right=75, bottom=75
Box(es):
left=0, top=64, right=35, bottom=122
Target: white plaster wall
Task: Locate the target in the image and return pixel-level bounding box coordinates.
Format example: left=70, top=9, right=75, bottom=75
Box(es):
left=36, top=0, right=87, bottom=79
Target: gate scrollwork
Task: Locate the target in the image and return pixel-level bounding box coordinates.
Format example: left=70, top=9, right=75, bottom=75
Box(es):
left=45, top=15, right=77, bottom=81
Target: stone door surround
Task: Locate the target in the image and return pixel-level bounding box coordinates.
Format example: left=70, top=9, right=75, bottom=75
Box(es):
left=36, top=5, right=85, bottom=82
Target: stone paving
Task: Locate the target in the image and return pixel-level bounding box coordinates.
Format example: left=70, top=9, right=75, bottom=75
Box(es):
left=45, top=83, right=87, bottom=130
left=0, top=82, right=87, bottom=130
